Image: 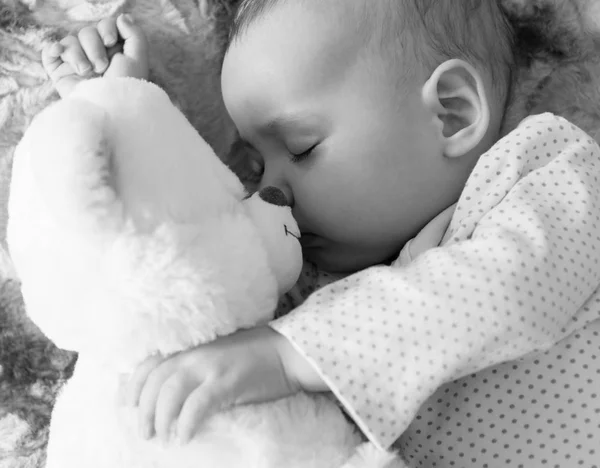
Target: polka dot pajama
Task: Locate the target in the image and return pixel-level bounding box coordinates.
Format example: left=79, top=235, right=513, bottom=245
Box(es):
left=271, top=114, right=600, bottom=466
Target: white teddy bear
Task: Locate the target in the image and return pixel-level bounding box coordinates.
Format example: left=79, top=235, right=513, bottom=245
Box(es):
left=7, top=77, right=402, bottom=468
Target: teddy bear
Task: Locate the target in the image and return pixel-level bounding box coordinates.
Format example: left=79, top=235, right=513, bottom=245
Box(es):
left=6, top=76, right=404, bottom=468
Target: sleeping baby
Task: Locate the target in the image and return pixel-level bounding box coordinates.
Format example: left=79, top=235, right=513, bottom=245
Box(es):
left=43, top=2, right=600, bottom=465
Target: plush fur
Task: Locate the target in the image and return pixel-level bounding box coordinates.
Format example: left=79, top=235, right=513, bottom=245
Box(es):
left=1, top=0, right=600, bottom=467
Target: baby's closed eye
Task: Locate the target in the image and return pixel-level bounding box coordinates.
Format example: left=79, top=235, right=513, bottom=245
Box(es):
left=289, top=143, right=318, bottom=163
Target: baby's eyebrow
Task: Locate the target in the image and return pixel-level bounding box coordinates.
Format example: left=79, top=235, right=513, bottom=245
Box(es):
left=259, top=112, right=319, bottom=135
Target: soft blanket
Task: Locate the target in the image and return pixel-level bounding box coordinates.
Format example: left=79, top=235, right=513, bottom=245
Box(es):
left=2, top=0, right=600, bottom=467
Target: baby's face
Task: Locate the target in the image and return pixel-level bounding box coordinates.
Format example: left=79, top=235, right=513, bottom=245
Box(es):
left=222, top=3, right=459, bottom=273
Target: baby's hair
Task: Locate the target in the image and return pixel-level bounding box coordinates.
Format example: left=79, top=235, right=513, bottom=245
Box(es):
left=391, top=0, right=514, bottom=100
left=227, top=0, right=514, bottom=102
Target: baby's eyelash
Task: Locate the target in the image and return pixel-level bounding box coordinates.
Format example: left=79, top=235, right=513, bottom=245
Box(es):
left=290, top=144, right=317, bottom=163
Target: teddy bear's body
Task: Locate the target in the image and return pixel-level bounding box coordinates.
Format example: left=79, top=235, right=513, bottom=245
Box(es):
left=48, top=357, right=361, bottom=468
left=8, top=77, right=401, bottom=468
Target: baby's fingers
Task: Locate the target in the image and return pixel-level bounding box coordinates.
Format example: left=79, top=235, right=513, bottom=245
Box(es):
left=78, top=26, right=109, bottom=73
left=97, top=16, right=118, bottom=47
left=41, top=40, right=83, bottom=98
left=59, top=35, right=93, bottom=75
left=41, top=42, right=65, bottom=77
left=177, top=383, right=224, bottom=443
left=126, top=354, right=164, bottom=407
left=154, top=374, right=196, bottom=442
left=116, top=14, right=148, bottom=64
left=137, top=361, right=178, bottom=439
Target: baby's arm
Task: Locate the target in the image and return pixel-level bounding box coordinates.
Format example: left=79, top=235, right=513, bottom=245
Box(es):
left=41, top=14, right=148, bottom=98
left=271, top=114, right=600, bottom=450
left=123, top=326, right=325, bottom=443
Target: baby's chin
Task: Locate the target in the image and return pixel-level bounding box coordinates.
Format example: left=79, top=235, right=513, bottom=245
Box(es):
left=305, top=244, right=397, bottom=274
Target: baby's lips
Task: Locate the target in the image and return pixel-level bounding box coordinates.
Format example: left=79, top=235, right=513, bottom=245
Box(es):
left=299, top=233, right=322, bottom=249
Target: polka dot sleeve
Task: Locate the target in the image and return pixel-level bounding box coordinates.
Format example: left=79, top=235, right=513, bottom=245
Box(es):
left=270, top=114, right=600, bottom=450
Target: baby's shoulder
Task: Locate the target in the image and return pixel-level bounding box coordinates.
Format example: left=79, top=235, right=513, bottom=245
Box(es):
left=487, top=112, right=599, bottom=169
left=468, top=112, right=600, bottom=189
left=510, top=112, right=592, bottom=142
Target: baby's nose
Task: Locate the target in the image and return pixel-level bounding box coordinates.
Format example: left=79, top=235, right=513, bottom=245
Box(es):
left=259, top=186, right=290, bottom=207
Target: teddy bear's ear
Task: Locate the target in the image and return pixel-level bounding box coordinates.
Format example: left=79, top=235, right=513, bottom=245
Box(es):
left=26, top=97, right=123, bottom=238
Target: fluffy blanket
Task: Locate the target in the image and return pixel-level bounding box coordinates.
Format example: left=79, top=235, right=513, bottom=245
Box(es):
left=1, top=0, right=600, bottom=467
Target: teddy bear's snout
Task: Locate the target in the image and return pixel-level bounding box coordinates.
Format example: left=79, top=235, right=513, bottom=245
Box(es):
left=259, top=186, right=289, bottom=207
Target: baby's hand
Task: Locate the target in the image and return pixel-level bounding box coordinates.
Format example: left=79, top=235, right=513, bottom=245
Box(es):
left=42, top=13, right=149, bottom=98
left=125, top=327, right=326, bottom=444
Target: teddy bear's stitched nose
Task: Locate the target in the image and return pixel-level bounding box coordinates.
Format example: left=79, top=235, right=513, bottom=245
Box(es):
left=259, top=186, right=289, bottom=207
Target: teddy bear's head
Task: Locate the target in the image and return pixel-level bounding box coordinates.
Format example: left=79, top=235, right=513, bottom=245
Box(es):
left=8, top=77, right=302, bottom=371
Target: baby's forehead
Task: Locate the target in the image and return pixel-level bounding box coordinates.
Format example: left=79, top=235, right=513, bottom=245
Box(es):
left=227, top=2, right=366, bottom=67
left=227, top=1, right=411, bottom=86
left=228, top=0, right=366, bottom=47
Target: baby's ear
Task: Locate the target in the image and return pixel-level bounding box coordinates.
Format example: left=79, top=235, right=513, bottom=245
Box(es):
left=421, top=59, right=490, bottom=158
